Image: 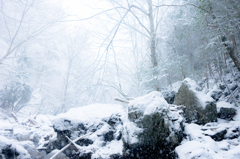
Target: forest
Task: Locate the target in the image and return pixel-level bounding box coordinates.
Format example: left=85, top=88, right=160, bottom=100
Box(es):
left=0, top=0, right=240, bottom=159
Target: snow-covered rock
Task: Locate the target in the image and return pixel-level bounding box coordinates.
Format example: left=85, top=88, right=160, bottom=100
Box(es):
left=176, top=121, right=240, bottom=159
left=44, top=104, right=125, bottom=159
left=122, top=91, right=184, bottom=158
left=161, top=80, right=182, bottom=104
left=0, top=111, right=57, bottom=159
left=162, top=90, right=175, bottom=104
left=0, top=77, right=239, bottom=159
left=217, top=101, right=237, bottom=120
left=0, top=135, right=32, bottom=159
left=174, top=78, right=217, bottom=125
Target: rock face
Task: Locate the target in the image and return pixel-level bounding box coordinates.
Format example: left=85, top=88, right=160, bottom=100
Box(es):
left=122, top=91, right=184, bottom=159
left=174, top=78, right=217, bottom=125
left=44, top=104, right=124, bottom=159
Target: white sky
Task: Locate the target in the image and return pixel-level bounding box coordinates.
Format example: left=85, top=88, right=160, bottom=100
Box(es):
left=61, top=0, right=111, bottom=18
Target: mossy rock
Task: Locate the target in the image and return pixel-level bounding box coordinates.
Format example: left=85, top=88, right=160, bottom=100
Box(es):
left=174, top=78, right=217, bottom=125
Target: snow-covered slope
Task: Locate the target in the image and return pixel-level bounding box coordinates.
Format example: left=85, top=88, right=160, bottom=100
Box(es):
left=0, top=76, right=239, bottom=159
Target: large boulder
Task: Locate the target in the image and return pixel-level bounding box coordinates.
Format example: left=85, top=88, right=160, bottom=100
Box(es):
left=122, top=91, right=184, bottom=159
left=44, top=104, right=124, bottom=159
left=174, top=78, right=217, bottom=125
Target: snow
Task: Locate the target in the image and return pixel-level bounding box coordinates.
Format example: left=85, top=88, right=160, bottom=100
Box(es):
left=54, top=103, right=125, bottom=131
left=0, top=111, right=56, bottom=158
left=122, top=120, right=143, bottom=144
left=0, top=78, right=239, bottom=159
left=0, top=135, right=11, bottom=148
left=0, top=39, right=8, bottom=59
left=176, top=118, right=240, bottom=159
left=49, top=103, right=126, bottom=158
left=183, top=78, right=214, bottom=108
left=234, top=108, right=240, bottom=121
left=195, top=91, right=214, bottom=108
left=13, top=144, right=31, bottom=159
left=184, top=78, right=201, bottom=91
left=92, top=140, right=122, bottom=158
left=128, top=91, right=169, bottom=116
left=170, top=81, right=182, bottom=93
left=176, top=141, right=210, bottom=159
left=124, top=91, right=169, bottom=144
left=0, top=120, right=13, bottom=130
left=0, top=135, right=31, bottom=159
left=176, top=80, right=240, bottom=158
left=217, top=101, right=235, bottom=112
left=125, top=91, right=184, bottom=146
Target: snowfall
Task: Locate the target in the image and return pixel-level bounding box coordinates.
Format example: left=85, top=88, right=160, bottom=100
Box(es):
left=0, top=79, right=240, bottom=159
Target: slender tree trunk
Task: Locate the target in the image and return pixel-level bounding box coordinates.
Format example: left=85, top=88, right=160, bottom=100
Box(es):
left=204, top=54, right=209, bottom=89
left=61, top=60, right=72, bottom=113
left=148, top=0, right=159, bottom=91
left=228, top=46, right=240, bottom=72
left=208, top=62, right=213, bottom=77
left=223, top=35, right=240, bottom=72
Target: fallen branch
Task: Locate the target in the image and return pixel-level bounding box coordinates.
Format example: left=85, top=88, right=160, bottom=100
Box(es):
left=65, top=136, right=81, bottom=152
left=114, top=98, right=130, bottom=104
left=34, top=111, right=40, bottom=119
left=11, top=112, right=18, bottom=123
left=27, top=118, right=38, bottom=126
left=222, top=79, right=239, bottom=107
left=49, top=132, right=93, bottom=159
left=227, top=86, right=239, bottom=102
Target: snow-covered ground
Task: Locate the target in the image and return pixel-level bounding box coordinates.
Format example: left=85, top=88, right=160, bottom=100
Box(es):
left=0, top=104, right=125, bottom=159
left=0, top=77, right=239, bottom=159
left=0, top=110, right=55, bottom=158
left=176, top=119, right=240, bottom=159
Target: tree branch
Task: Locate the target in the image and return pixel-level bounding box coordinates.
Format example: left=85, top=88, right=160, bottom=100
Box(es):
left=204, top=13, right=218, bottom=27
left=154, top=3, right=210, bottom=13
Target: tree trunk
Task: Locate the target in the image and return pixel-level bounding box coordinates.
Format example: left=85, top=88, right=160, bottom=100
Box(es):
left=228, top=46, right=240, bottom=72
left=223, top=35, right=240, bottom=72
left=61, top=60, right=72, bottom=113
left=206, top=1, right=240, bottom=72
left=148, top=0, right=159, bottom=91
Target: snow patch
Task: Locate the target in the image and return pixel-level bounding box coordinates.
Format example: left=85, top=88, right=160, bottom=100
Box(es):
left=217, top=101, right=235, bottom=109
left=128, top=91, right=168, bottom=116
left=54, top=103, right=124, bottom=131
left=123, top=121, right=143, bottom=144
left=183, top=78, right=214, bottom=108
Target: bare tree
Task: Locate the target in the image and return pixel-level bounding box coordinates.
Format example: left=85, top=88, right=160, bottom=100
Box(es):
left=0, top=0, right=64, bottom=63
